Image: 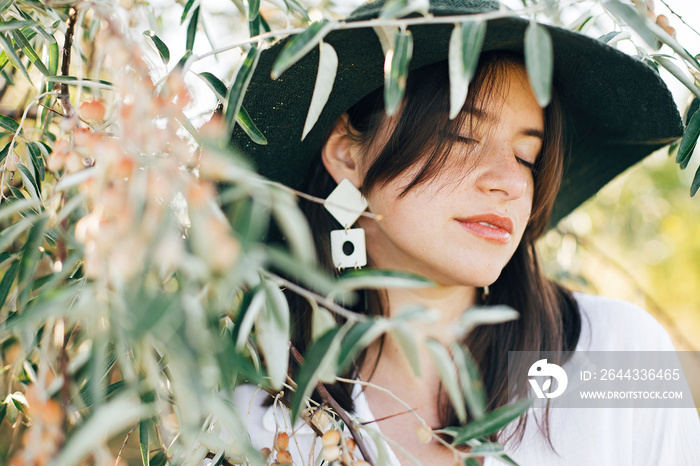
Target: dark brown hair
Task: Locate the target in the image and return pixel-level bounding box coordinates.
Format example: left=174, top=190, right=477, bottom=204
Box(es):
left=286, top=51, right=581, bottom=451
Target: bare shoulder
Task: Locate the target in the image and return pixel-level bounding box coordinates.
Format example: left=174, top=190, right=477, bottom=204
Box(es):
left=572, top=292, right=676, bottom=351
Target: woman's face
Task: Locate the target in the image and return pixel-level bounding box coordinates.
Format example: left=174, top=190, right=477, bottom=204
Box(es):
left=358, top=64, right=544, bottom=287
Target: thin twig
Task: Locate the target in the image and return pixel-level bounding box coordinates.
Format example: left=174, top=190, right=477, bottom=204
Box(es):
left=290, top=345, right=375, bottom=466
left=115, top=423, right=138, bottom=465
left=261, top=271, right=364, bottom=322
left=59, top=6, right=79, bottom=116
left=657, top=0, right=700, bottom=40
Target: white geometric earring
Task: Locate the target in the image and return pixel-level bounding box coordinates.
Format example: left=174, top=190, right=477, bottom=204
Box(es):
left=323, top=179, right=368, bottom=270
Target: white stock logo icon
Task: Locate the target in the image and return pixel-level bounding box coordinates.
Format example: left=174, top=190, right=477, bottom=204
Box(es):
left=528, top=359, right=568, bottom=399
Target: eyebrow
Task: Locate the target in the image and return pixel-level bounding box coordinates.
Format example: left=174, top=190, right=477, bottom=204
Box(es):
left=462, top=106, right=545, bottom=140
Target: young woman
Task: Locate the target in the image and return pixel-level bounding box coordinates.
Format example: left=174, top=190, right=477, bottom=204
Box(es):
left=226, top=1, right=700, bottom=464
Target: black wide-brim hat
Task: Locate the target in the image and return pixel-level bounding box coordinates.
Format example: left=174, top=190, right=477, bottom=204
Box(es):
left=230, top=0, right=683, bottom=224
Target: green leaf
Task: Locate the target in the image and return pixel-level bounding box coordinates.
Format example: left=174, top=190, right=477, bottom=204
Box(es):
left=0, top=216, right=36, bottom=253
left=0, top=20, right=35, bottom=32
left=271, top=20, right=333, bottom=80
left=390, top=323, right=421, bottom=376
left=379, top=0, right=429, bottom=19
left=0, top=113, right=22, bottom=136
left=449, top=398, right=532, bottom=446
left=468, top=442, right=504, bottom=455
left=448, top=20, right=487, bottom=119
left=17, top=215, right=47, bottom=307
left=311, top=304, right=336, bottom=342
left=249, top=0, right=260, bottom=20
left=18, top=163, right=40, bottom=202
left=653, top=55, right=700, bottom=100
left=198, top=71, right=227, bottom=100
left=603, top=1, right=658, bottom=49
left=11, top=29, right=50, bottom=76
left=455, top=305, right=519, bottom=338
left=302, top=41, right=337, bottom=140
left=337, top=319, right=392, bottom=372
left=384, top=28, right=413, bottom=116
left=451, top=343, right=487, bottom=419
left=150, top=451, right=168, bottom=466
left=0, top=0, right=14, bottom=14
left=524, top=21, right=553, bottom=107
left=139, top=420, right=150, bottom=466
left=290, top=327, right=342, bottom=421
left=270, top=187, right=315, bottom=264
left=677, top=104, right=700, bottom=168
left=337, top=269, right=433, bottom=291
left=691, top=165, right=700, bottom=197
left=0, top=402, right=6, bottom=425
left=48, top=40, right=59, bottom=76
left=186, top=6, right=200, bottom=51
left=426, top=339, right=466, bottom=423
left=256, top=281, right=290, bottom=389
left=465, top=458, right=481, bottom=466
left=597, top=30, right=625, bottom=44
left=226, top=45, right=261, bottom=137
left=0, top=197, right=39, bottom=222
left=143, top=30, right=170, bottom=65
left=0, top=33, right=30, bottom=81
left=52, top=395, right=152, bottom=466
left=236, top=106, right=267, bottom=145
left=46, top=75, right=115, bottom=90
left=27, top=142, right=45, bottom=182
left=249, top=11, right=271, bottom=38
left=0, top=259, right=19, bottom=310
left=180, top=0, right=197, bottom=24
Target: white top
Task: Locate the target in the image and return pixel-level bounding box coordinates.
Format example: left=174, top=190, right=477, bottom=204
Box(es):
left=227, top=293, right=700, bottom=465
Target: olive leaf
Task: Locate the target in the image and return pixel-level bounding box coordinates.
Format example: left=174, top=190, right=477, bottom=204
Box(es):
left=677, top=101, right=700, bottom=170
left=426, top=339, right=467, bottom=423
left=384, top=28, right=413, bottom=116
left=653, top=55, right=700, bottom=101
left=524, top=21, right=553, bottom=108
left=225, top=45, right=261, bottom=137
left=143, top=30, right=170, bottom=65
left=446, top=398, right=532, bottom=445
left=271, top=19, right=334, bottom=80
left=448, top=20, right=487, bottom=119
left=301, top=41, right=338, bottom=141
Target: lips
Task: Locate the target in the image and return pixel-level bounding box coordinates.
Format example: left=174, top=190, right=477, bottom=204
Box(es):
left=455, top=213, right=514, bottom=244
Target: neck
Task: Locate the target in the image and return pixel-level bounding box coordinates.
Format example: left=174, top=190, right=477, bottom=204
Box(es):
left=384, top=285, right=477, bottom=341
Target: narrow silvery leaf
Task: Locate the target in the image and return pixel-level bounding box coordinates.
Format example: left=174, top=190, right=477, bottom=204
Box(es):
left=0, top=20, right=36, bottom=32
left=448, top=20, right=487, bottom=119
left=603, top=0, right=658, bottom=51
left=524, top=21, right=553, bottom=108
left=235, top=288, right=266, bottom=349
left=311, top=304, right=336, bottom=342
left=597, top=30, right=629, bottom=46
left=450, top=398, right=532, bottom=445
left=426, top=339, right=466, bottom=422
left=271, top=20, right=334, bottom=80
left=291, top=328, right=342, bottom=420
left=226, top=45, right=261, bottom=135
left=337, top=269, right=433, bottom=291
left=456, top=305, right=519, bottom=339
left=653, top=55, right=700, bottom=101
left=257, top=281, right=290, bottom=389
left=271, top=188, right=316, bottom=263
left=373, top=25, right=398, bottom=55
left=248, top=0, right=260, bottom=21
left=677, top=105, right=700, bottom=168
left=302, top=41, right=338, bottom=140
left=384, top=28, right=413, bottom=116
left=0, top=34, right=30, bottom=80
left=451, top=343, right=486, bottom=419
left=379, top=0, right=430, bottom=19
left=391, top=323, right=421, bottom=376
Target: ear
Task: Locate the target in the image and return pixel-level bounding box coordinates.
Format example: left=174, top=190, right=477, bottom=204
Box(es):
left=321, top=113, right=363, bottom=188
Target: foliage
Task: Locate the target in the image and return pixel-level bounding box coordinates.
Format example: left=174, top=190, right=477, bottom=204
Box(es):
left=0, top=0, right=697, bottom=465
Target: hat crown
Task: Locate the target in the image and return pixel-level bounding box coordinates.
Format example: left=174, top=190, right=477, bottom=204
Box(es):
left=347, top=0, right=500, bottom=22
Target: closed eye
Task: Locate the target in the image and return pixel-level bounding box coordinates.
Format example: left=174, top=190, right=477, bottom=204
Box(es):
left=516, top=156, right=535, bottom=170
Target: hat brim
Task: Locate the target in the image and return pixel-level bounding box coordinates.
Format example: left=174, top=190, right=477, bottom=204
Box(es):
left=231, top=14, right=683, bottom=225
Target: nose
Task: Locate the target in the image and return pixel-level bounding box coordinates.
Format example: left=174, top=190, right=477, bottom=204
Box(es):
left=474, top=143, right=530, bottom=200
